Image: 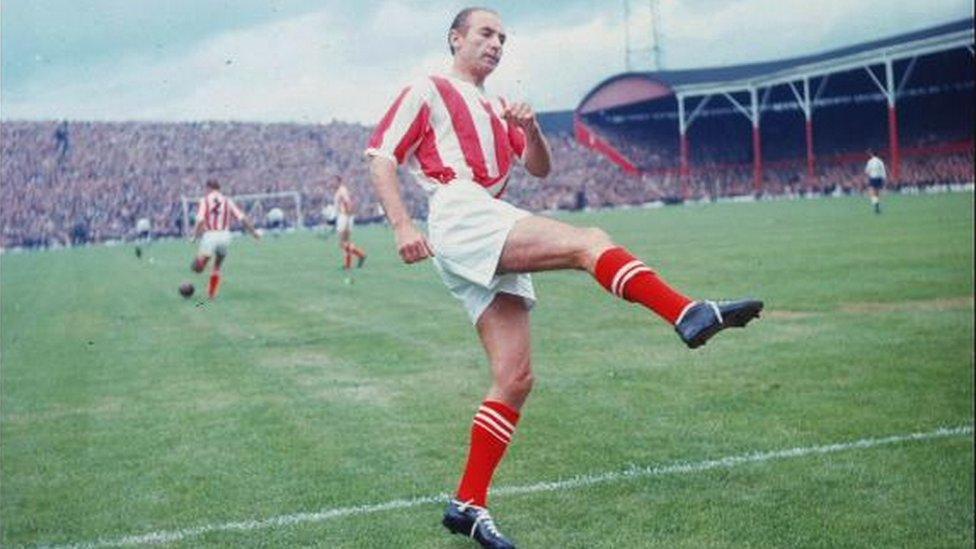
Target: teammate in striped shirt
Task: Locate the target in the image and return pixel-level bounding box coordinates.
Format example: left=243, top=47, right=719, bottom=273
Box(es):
left=333, top=176, right=367, bottom=269
left=191, top=179, right=261, bottom=299
left=365, top=8, right=762, bottom=548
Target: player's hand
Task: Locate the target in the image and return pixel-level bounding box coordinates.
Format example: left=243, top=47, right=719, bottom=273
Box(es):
left=503, top=102, right=540, bottom=135
left=394, top=222, right=434, bottom=264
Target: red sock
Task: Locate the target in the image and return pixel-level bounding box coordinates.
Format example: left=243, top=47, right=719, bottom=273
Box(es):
left=208, top=272, right=222, bottom=299
left=594, top=247, right=693, bottom=324
left=351, top=244, right=367, bottom=267
left=456, top=400, right=520, bottom=507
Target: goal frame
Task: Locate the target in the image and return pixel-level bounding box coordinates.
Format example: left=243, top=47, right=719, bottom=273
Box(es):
left=180, top=191, right=303, bottom=235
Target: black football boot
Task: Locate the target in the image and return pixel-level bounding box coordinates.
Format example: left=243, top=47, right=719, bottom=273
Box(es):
left=442, top=499, right=516, bottom=549
left=675, top=299, right=763, bottom=349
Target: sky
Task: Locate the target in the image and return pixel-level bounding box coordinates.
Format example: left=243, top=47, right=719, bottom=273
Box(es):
left=1, top=0, right=971, bottom=125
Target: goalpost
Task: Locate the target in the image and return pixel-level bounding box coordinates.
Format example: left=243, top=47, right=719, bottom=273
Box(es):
left=180, top=190, right=304, bottom=236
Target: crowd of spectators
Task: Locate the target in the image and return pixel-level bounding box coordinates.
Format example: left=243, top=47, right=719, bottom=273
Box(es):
left=1, top=120, right=385, bottom=247
left=1, top=119, right=973, bottom=249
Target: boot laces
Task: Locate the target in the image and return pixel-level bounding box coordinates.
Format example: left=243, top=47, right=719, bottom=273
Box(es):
left=455, top=500, right=502, bottom=539
left=473, top=509, right=502, bottom=538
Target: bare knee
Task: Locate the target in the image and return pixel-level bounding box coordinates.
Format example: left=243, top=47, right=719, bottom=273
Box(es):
left=495, top=359, right=534, bottom=405
left=577, top=227, right=614, bottom=270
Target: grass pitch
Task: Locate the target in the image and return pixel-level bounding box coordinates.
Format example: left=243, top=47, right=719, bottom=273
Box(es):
left=2, top=193, right=973, bottom=547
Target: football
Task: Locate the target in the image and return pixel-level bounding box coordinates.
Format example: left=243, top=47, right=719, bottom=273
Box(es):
left=178, top=282, right=195, bottom=298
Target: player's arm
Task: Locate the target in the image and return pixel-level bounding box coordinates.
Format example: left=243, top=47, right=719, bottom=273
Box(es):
left=365, top=81, right=433, bottom=263
left=192, top=201, right=206, bottom=240
left=240, top=216, right=261, bottom=240
left=192, top=219, right=206, bottom=240
left=229, top=200, right=261, bottom=240
left=368, top=156, right=433, bottom=263
left=504, top=102, right=551, bottom=178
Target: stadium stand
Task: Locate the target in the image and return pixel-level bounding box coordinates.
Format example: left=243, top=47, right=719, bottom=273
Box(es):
left=1, top=19, right=972, bottom=249
left=576, top=18, right=973, bottom=198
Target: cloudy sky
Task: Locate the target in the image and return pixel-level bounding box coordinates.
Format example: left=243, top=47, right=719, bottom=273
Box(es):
left=1, top=0, right=971, bottom=124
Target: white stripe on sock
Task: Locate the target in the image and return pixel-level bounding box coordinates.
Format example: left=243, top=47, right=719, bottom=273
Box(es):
left=473, top=417, right=511, bottom=444
left=475, top=412, right=513, bottom=439
left=610, top=260, right=644, bottom=297
left=478, top=406, right=516, bottom=433
left=615, top=266, right=653, bottom=299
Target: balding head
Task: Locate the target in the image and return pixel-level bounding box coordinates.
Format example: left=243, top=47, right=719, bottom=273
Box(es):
left=448, top=7, right=499, bottom=55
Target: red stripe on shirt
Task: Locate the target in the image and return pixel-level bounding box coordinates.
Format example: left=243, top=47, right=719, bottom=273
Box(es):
left=368, top=86, right=412, bottom=151
left=481, top=100, right=512, bottom=193
left=430, top=76, right=490, bottom=185
left=415, top=122, right=455, bottom=184
left=393, top=103, right=430, bottom=164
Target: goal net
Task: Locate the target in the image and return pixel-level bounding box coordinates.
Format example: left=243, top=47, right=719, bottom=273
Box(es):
left=180, top=190, right=304, bottom=235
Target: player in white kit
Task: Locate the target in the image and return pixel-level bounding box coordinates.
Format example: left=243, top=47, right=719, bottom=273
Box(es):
left=366, top=8, right=762, bottom=548
left=133, top=217, right=152, bottom=259
left=864, top=149, right=887, bottom=214
left=191, top=179, right=261, bottom=299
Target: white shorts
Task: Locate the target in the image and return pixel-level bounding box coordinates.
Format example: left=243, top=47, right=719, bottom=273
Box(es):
left=427, top=180, right=535, bottom=324
left=198, top=230, right=232, bottom=257
left=336, top=213, right=355, bottom=233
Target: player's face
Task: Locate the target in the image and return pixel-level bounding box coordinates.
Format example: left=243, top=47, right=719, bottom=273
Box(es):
left=452, top=11, right=506, bottom=77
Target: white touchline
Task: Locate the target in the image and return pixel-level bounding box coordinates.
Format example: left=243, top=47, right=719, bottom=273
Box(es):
left=44, top=425, right=973, bottom=549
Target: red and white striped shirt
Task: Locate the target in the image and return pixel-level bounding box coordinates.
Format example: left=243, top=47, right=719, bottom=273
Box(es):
left=196, top=190, right=244, bottom=232
left=365, top=74, right=528, bottom=198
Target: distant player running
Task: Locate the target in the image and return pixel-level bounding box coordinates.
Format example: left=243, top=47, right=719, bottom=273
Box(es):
left=191, top=179, right=260, bottom=299
left=864, top=149, right=887, bottom=214
left=334, top=176, right=367, bottom=269
left=366, top=7, right=762, bottom=548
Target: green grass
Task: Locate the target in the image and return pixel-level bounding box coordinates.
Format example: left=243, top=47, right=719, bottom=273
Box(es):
left=2, top=193, right=973, bottom=548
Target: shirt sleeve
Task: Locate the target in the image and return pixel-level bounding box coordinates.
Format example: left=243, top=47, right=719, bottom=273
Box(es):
left=364, top=80, right=432, bottom=165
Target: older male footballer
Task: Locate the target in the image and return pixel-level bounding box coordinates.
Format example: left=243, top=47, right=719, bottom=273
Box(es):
left=365, top=7, right=763, bottom=548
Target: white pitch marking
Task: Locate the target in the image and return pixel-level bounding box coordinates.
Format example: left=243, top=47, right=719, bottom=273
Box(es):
left=45, top=425, right=972, bottom=548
